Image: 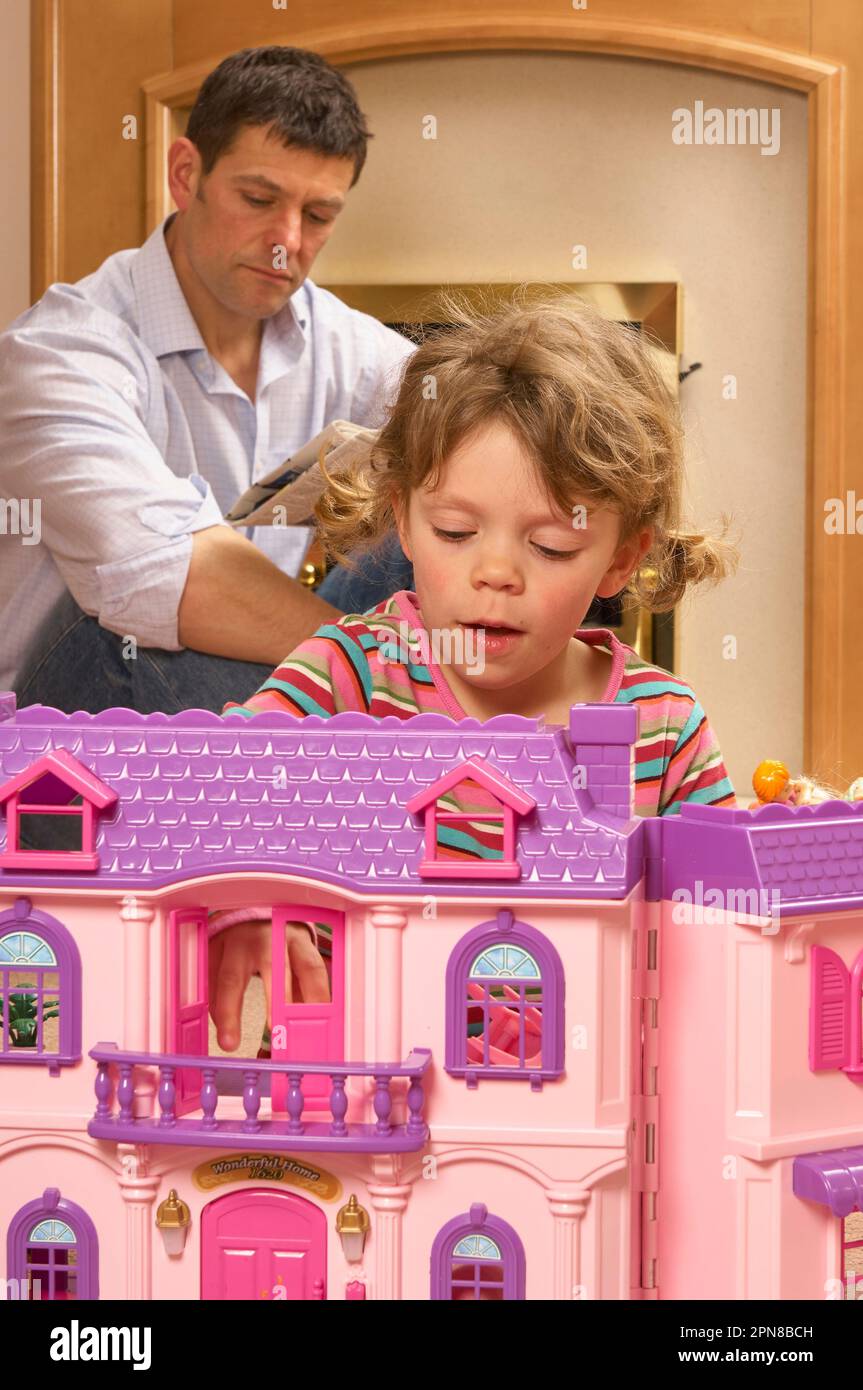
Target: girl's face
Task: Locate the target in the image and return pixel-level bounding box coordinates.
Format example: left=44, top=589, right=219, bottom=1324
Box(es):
left=392, top=418, right=652, bottom=705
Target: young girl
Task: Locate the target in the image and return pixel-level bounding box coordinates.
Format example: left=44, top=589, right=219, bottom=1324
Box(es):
left=223, top=287, right=738, bottom=817
left=214, top=289, right=739, bottom=1043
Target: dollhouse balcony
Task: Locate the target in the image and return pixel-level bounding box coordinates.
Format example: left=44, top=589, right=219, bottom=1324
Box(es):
left=87, top=1043, right=432, bottom=1153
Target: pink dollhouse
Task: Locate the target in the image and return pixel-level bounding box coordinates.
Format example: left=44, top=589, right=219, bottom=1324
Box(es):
left=1, top=690, right=862, bottom=1301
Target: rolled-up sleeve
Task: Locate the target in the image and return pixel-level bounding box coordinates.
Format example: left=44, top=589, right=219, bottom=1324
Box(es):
left=0, top=327, right=226, bottom=649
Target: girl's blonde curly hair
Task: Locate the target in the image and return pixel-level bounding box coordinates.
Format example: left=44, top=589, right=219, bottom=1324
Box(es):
left=315, top=286, right=738, bottom=613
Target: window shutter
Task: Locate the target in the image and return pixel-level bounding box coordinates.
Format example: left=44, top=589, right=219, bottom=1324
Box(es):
left=810, top=945, right=851, bottom=1070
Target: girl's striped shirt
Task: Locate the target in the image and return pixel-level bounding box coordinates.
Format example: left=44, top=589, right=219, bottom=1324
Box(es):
left=223, top=589, right=736, bottom=821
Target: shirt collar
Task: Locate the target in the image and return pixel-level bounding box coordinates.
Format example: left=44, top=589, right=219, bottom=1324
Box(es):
left=131, top=214, right=308, bottom=366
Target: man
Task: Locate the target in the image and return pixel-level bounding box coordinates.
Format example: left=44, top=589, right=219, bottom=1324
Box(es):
left=0, top=45, right=415, bottom=717
left=0, top=46, right=416, bottom=1051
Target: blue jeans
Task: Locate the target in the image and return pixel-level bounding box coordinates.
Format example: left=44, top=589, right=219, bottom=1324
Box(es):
left=14, top=535, right=415, bottom=717
left=315, top=532, right=414, bottom=614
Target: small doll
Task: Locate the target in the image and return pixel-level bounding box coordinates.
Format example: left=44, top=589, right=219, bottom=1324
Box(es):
left=752, top=760, right=863, bottom=807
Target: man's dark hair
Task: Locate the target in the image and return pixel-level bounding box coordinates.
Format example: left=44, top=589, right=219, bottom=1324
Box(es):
left=185, top=46, right=372, bottom=184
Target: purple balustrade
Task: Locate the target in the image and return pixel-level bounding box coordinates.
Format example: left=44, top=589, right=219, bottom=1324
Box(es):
left=87, top=1042, right=432, bottom=1154
left=201, top=1069, right=218, bottom=1129
left=158, top=1067, right=176, bottom=1127
left=242, top=1071, right=262, bottom=1133
left=117, top=1064, right=134, bottom=1124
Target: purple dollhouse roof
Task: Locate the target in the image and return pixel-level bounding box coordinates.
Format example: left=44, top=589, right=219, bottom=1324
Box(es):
left=2, top=699, right=863, bottom=917
left=660, top=799, right=863, bottom=917
left=0, top=702, right=645, bottom=897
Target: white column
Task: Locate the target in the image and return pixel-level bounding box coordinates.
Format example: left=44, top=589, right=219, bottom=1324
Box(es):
left=369, top=905, right=408, bottom=1061
left=119, top=894, right=155, bottom=1117
left=366, top=1181, right=412, bottom=1299
left=546, top=1189, right=591, bottom=1299
left=117, top=1144, right=159, bottom=1300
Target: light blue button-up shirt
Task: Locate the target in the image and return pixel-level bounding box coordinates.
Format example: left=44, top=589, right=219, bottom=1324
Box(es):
left=0, top=213, right=416, bottom=690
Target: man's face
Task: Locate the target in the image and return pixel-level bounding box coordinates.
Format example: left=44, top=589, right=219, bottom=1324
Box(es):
left=169, top=122, right=355, bottom=320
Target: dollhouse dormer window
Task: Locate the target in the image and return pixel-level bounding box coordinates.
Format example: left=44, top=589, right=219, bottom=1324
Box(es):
left=445, top=912, right=564, bottom=1088
left=0, top=750, right=117, bottom=872
left=405, top=758, right=536, bottom=881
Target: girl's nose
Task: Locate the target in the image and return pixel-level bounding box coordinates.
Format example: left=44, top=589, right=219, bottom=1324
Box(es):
left=471, top=549, right=525, bottom=592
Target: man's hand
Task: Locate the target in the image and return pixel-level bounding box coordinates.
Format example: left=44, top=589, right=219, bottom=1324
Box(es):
left=208, top=919, right=331, bottom=1053
left=179, top=525, right=342, bottom=666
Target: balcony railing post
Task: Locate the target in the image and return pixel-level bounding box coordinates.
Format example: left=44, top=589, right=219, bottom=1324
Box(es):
left=242, top=1071, right=262, bottom=1132
left=158, top=1066, right=177, bottom=1127
left=406, top=1075, right=425, bottom=1135
left=201, top=1068, right=218, bottom=1129
left=373, top=1075, right=393, bottom=1135
left=329, top=1074, right=348, bottom=1136
left=94, top=1062, right=112, bottom=1120
left=118, top=1064, right=134, bottom=1124
left=287, top=1073, right=305, bottom=1134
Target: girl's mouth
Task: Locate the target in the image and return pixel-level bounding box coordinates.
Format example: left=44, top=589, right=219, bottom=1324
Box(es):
left=461, top=621, right=522, bottom=635
left=459, top=622, right=525, bottom=656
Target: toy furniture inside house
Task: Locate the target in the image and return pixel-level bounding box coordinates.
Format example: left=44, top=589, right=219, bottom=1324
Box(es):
left=1, top=691, right=862, bottom=1301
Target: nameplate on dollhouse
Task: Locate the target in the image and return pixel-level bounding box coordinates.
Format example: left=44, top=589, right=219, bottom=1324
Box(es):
left=192, top=1152, right=342, bottom=1200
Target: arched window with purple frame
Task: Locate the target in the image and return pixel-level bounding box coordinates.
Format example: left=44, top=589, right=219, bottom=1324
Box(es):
left=445, top=910, right=565, bottom=1089
left=431, top=1203, right=526, bottom=1300
left=7, top=1188, right=99, bottom=1300
left=0, top=898, right=82, bottom=1073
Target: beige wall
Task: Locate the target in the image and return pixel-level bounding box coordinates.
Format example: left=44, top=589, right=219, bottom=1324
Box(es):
left=312, top=53, right=808, bottom=798
left=0, top=0, right=29, bottom=327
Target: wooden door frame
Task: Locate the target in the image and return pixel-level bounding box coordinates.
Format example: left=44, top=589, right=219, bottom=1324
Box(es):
left=32, top=9, right=847, bottom=773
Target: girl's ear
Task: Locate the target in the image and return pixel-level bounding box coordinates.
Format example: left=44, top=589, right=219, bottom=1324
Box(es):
left=390, top=490, right=413, bottom=562
left=595, top=525, right=653, bottom=598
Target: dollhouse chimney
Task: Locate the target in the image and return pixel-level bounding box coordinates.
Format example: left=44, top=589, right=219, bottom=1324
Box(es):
left=567, top=703, right=640, bottom=821
left=0, top=692, right=16, bottom=722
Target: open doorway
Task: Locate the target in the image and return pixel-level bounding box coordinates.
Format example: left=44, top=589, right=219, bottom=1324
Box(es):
left=168, top=905, right=343, bottom=1113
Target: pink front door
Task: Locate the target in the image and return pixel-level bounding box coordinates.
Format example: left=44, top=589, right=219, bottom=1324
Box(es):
left=201, top=1189, right=327, bottom=1301
left=271, top=906, right=344, bottom=1112
left=168, top=907, right=209, bottom=1113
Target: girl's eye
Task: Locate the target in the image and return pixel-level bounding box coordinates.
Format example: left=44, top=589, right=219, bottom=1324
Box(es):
left=433, top=527, right=474, bottom=543
left=432, top=527, right=579, bottom=559
left=533, top=543, right=581, bottom=560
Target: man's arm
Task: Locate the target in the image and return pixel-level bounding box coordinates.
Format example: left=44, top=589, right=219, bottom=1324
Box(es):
left=178, top=525, right=341, bottom=666
left=0, top=325, right=342, bottom=663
